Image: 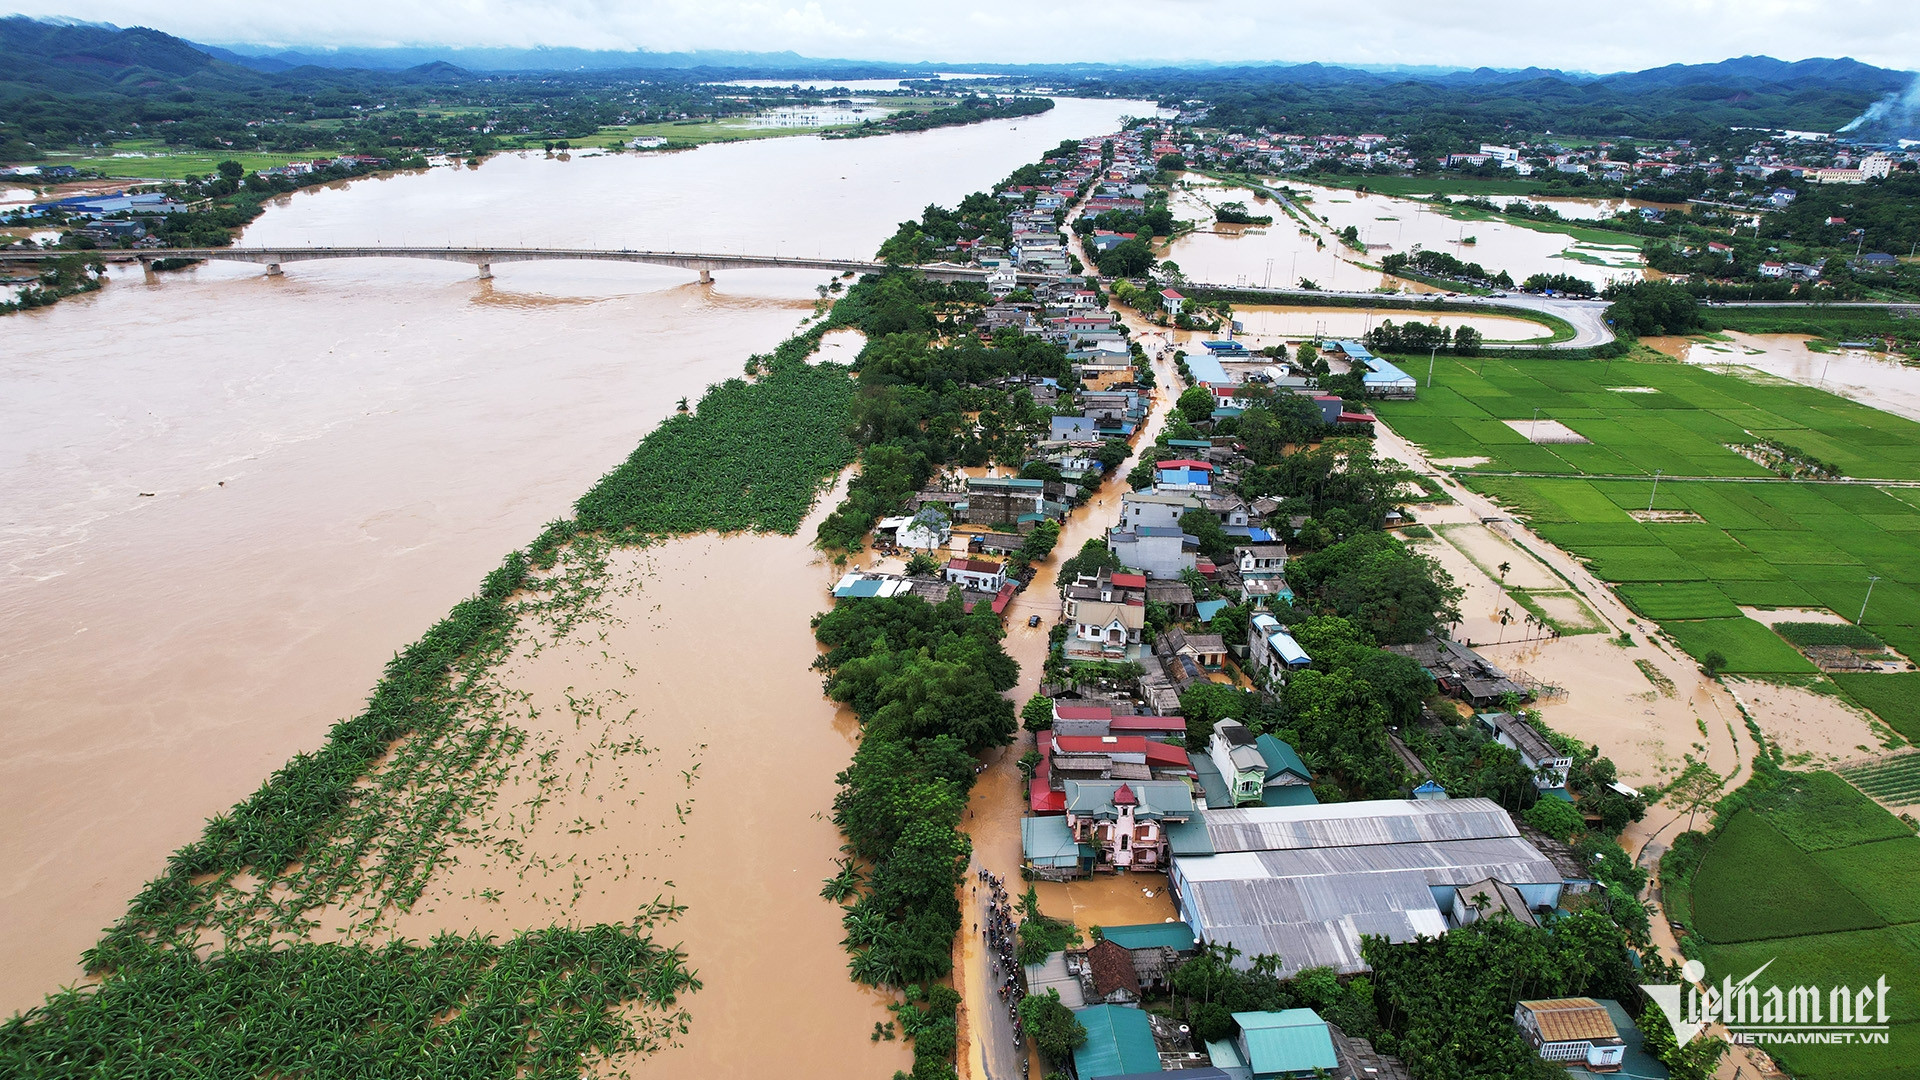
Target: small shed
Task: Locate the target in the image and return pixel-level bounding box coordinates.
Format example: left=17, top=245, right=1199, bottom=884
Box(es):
left=1231, top=1009, right=1340, bottom=1079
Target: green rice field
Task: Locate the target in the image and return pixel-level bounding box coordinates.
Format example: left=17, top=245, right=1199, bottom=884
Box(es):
left=1679, top=772, right=1920, bottom=1080
left=1375, top=357, right=1920, bottom=730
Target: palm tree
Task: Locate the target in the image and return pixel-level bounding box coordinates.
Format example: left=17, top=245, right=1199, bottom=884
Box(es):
left=1497, top=560, right=1512, bottom=581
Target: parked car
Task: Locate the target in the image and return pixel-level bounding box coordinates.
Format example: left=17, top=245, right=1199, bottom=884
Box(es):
left=1028, top=615, right=1043, bottom=628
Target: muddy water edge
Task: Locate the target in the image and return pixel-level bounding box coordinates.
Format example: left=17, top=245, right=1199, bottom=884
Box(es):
left=0, top=95, right=1151, bottom=1039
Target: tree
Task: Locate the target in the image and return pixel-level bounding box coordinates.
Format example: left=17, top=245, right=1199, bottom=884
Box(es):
left=1058, top=537, right=1122, bottom=590
left=1638, top=1001, right=1729, bottom=1080
left=1018, top=519, right=1062, bottom=565
left=1157, top=152, right=1186, bottom=171
left=1177, top=385, right=1218, bottom=424
left=1179, top=508, right=1237, bottom=563
left=1022, top=693, right=1056, bottom=732
left=1523, top=796, right=1585, bottom=841
left=905, top=551, right=941, bottom=577
left=1701, top=649, right=1728, bottom=677
left=1668, top=761, right=1725, bottom=832
left=1019, top=989, right=1088, bottom=1065
left=1603, top=281, right=1703, bottom=337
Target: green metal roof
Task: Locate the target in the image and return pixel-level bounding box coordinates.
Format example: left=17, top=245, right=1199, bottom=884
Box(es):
left=1255, top=735, right=1310, bottom=784
left=1164, top=814, right=1217, bottom=856
left=1259, top=784, right=1319, bottom=808
left=1062, top=779, right=1195, bottom=818
left=1099, top=922, right=1198, bottom=952
left=1190, top=754, right=1232, bottom=809
left=1073, top=1005, right=1162, bottom=1079
left=1023, top=815, right=1081, bottom=869
left=1231, top=1010, right=1337, bottom=1077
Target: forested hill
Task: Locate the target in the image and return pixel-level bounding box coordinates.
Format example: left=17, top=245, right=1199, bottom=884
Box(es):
left=1077, top=56, right=1913, bottom=141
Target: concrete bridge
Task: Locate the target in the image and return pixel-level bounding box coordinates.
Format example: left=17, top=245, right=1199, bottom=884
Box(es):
left=0, top=245, right=1060, bottom=285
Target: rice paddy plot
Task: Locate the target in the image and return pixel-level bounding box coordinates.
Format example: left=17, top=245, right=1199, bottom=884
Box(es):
left=1614, top=581, right=1743, bottom=620
left=1688, top=811, right=1883, bottom=943
left=1677, top=770, right=1920, bottom=1080
left=1663, top=617, right=1818, bottom=674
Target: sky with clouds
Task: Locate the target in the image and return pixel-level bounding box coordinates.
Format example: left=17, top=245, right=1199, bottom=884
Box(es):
left=8, top=0, right=1917, bottom=72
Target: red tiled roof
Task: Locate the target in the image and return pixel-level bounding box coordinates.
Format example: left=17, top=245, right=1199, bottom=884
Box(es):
left=1054, top=705, right=1115, bottom=721
left=1110, top=572, right=1148, bottom=589
left=1111, top=783, right=1138, bottom=806
left=1030, top=740, right=1065, bottom=814
left=991, top=581, right=1017, bottom=615
left=1109, top=715, right=1186, bottom=732
left=1055, top=734, right=1148, bottom=754
left=1155, top=459, right=1214, bottom=470
left=1087, top=938, right=1142, bottom=998
left=1160, top=289, right=1184, bottom=300
left=1143, top=743, right=1192, bottom=769
left=947, top=557, right=1002, bottom=574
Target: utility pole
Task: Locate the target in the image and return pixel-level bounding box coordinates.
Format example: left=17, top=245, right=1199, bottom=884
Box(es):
left=1427, top=344, right=1439, bottom=387
left=1860, top=575, right=1882, bottom=625
left=1531, top=406, right=1541, bottom=442
left=1647, top=468, right=1663, bottom=513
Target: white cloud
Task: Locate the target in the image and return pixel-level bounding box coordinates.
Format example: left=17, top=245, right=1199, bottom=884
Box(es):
left=6, top=0, right=1916, bottom=71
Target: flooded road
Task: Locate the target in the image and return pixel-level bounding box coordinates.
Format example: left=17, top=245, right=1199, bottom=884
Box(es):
left=0, top=95, right=1151, bottom=1016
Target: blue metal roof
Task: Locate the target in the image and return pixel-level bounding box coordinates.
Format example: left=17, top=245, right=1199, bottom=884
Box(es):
left=1186, top=353, right=1231, bottom=385
left=1196, top=599, right=1230, bottom=623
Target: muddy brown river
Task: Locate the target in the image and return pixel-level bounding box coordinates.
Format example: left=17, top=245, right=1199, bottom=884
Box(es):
left=0, top=94, right=1151, bottom=1055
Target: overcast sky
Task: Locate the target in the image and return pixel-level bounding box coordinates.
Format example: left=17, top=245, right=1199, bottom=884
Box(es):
left=10, top=0, right=1918, bottom=72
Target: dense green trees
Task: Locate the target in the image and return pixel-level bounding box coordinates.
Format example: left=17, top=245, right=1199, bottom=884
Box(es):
left=1176, top=385, right=1218, bottom=424
left=1602, top=281, right=1704, bottom=337
left=1285, top=532, right=1463, bottom=644
left=1093, top=235, right=1157, bottom=277
left=1365, top=911, right=1644, bottom=1080
left=1238, top=441, right=1411, bottom=541
left=1018, top=989, right=1087, bottom=1066
left=813, top=589, right=1020, bottom=1076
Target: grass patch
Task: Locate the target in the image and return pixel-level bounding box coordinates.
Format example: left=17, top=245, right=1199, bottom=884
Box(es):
left=1666, top=617, right=1820, bottom=674
left=37, top=139, right=330, bottom=180
left=1834, top=673, right=1920, bottom=743
left=1689, top=810, right=1884, bottom=943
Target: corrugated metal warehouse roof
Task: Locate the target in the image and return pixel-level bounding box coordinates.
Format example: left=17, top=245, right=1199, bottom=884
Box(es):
left=1202, top=798, right=1521, bottom=853
left=1172, top=799, right=1560, bottom=977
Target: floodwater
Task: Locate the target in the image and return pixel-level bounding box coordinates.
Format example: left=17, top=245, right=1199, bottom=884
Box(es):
left=378, top=494, right=913, bottom=1078
left=1161, top=180, right=1648, bottom=291
left=1658, top=331, right=1920, bottom=426
left=0, top=92, right=1151, bottom=1028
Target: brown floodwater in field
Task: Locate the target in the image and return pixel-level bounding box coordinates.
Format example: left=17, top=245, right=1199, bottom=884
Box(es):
left=1668, top=331, right=1920, bottom=426
left=1162, top=180, right=1648, bottom=292
left=0, top=94, right=1151, bottom=1029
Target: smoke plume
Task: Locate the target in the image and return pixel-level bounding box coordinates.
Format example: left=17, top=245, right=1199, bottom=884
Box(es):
left=1840, top=74, right=1920, bottom=137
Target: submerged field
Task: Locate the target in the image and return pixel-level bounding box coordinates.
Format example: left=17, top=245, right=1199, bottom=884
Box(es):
left=1671, top=772, right=1920, bottom=1080
left=1374, top=355, right=1920, bottom=739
